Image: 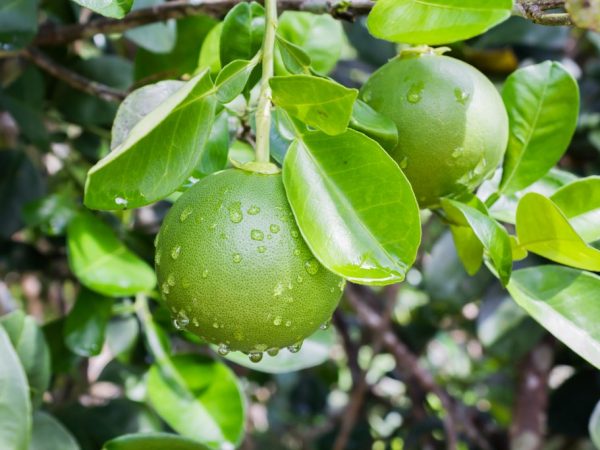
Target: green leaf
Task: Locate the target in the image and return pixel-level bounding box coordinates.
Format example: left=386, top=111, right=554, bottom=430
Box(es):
left=219, top=2, right=264, bottom=65
left=30, top=411, right=79, bottom=450
left=507, top=265, right=600, bottom=369
left=442, top=198, right=512, bottom=285
left=550, top=176, right=600, bottom=243
left=67, top=213, right=156, bottom=297
left=448, top=223, right=484, bottom=276
left=276, top=11, right=344, bottom=75
left=276, top=35, right=311, bottom=74
left=147, top=354, right=245, bottom=448
left=197, top=23, right=222, bottom=73
left=269, top=108, right=307, bottom=164
left=64, top=288, right=114, bottom=357
left=0, top=0, right=39, bottom=50
left=71, top=0, right=133, bottom=19
left=283, top=129, right=421, bottom=285
left=270, top=76, right=358, bottom=136
left=85, top=71, right=217, bottom=210
left=0, top=326, right=31, bottom=450
left=515, top=193, right=600, bottom=271
left=217, top=328, right=335, bottom=373
left=125, top=0, right=176, bottom=53
left=367, top=0, right=512, bottom=45
left=590, top=400, right=600, bottom=449
left=103, top=433, right=211, bottom=450
left=106, top=316, right=139, bottom=358
left=193, top=109, right=230, bottom=178
left=500, top=61, right=580, bottom=194
left=23, top=192, right=78, bottom=237
left=349, top=99, right=398, bottom=151
left=0, top=311, right=51, bottom=407
left=215, top=57, right=260, bottom=103
left=477, top=295, right=528, bottom=347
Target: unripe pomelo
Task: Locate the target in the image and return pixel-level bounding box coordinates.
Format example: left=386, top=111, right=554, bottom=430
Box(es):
left=360, top=51, right=509, bottom=208
left=155, top=169, right=343, bottom=359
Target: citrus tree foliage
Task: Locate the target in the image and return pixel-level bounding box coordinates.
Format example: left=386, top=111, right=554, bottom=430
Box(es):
left=1, top=0, right=600, bottom=449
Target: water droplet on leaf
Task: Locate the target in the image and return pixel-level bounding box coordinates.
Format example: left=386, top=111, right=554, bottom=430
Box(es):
left=287, top=341, right=303, bottom=353
left=217, top=343, right=230, bottom=356
left=114, top=197, right=128, bottom=208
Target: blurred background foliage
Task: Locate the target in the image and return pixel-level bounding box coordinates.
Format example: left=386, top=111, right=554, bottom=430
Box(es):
left=1, top=1, right=600, bottom=450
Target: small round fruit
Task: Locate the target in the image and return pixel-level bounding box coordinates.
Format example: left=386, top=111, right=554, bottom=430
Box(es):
left=360, top=51, right=509, bottom=208
left=155, top=168, right=344, bottom=354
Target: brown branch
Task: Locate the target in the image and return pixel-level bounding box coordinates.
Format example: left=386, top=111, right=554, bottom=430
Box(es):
left=23, top=48, right=126, bottom=102
left=513, top=0, right=574, bottom=26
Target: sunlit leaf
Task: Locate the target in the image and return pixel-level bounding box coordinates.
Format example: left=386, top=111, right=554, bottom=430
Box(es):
left=103, top=433, right=211, bottom=450
left=215, top=58, right=260, bottom=103
left=72, top=0, right=133, bottom=19
left=220, top=2, right=264, bottom=65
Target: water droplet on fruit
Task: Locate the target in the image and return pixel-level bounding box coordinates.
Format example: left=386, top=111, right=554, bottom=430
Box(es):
left=320, top=320, right=331, bottom=330
left=287, top=341, right=303, bottom=353
left=232, top=253, right=242, bottom=263
left=154, top=234, right=160, bottom=248
left=171, top=246, right=181, bottom=260
left=202, top=269, right=209, bottom=278
left=304, top=258, right=320, bottom=275
left=474, top=158, right=487, bottom=176
left=217, top=343, right=230, bottom=356
left=273, top=282, right=284, bottom=297
left=179, top=206, right=193, bottom=222
left=228, top=202, right=243, bottom=223
left=173, top=312, right=189, bottom=330
left=258, top=246, right=267, bottom=253
left=270, top=224, right=280, bottom=233
left=161, top=282, right=170, bottom=295
left=181, top=277, right=190, bottom=288
left=291, top=230, right=299, bottom=239
left=247, top=205, right=260, bottom=215
left=251, top=229, right=264, bottom=241
left=212, top=322, right=219, bottom=329
left=296, top=275, right=303, bottom=283
left=293, top=248, right=301, bottom=256
left=155, top=250, right=162, bottom=266
left=454, top=88, right=470, bottom=105
left=267, top=348, right=279, bottom=357
left=273, top=316, right=282, bottom=326
left=249, top=351, right=263, bottom=363
left=167, top=273, right=176, bottom=286
left=399, top=156, right=408, bottom=169
left=285, top=320, right=292, bottom=327
left=338, top=280, right=346, bottom=291
left=114, top=196, right=128, bottom=208
left=192, top=318, right=199, bottom=327
left=406, top=82, right=424, bottom=104
left=452, top=147, right=464, bottom=159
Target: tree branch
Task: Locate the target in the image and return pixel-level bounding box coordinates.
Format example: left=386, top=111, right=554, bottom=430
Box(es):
left=23, top=48, right=127, bottom=102
left=513, top=0, right=573, bottom=26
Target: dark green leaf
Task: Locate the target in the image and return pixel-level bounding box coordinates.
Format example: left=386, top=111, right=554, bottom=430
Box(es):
left=71, top=0, right=133, bottom=19
left=283, top=129, right=421, bottom=285
left=219, top=2, right=264, bottom=66
left=367, top=0, right=512, bottom=45
left=349, top=99, right=398, bottom=151
left=276, top=35, right=311, bottom=74
left=0, top=326, right=31, bottom=450
left=30, top=411, right=79, bottom=450
left=106, top=315, right=139, bottom=358
left=215, top=58, right=260, bottom=103
left=125, top=0, right=176, bottom=53
left=0, top=0, right=39, bottom=50
left=590, top=400, right=600, bottom=448
left=507, top=265, right=600, bottom=369
left=23, top=192, right=78, bottom=236
left=103, top=433, right=211, bottom=450
left=500, top=61, right=579, bottom=194
left=64, top=288, right=114, bottom=357
left=43, top=319, right=81, bottom=374
left=85, top=71, right=217, bottom=210
left=270, top=76, right=358, bottom=135
left=67, top=213, right=157, bottom=296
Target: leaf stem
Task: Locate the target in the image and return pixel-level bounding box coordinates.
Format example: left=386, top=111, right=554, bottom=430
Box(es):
left=254, top=0, right=278, bottom=163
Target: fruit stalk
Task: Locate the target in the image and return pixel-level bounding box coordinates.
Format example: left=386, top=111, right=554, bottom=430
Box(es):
left=254, top=0, right=278, bottom=163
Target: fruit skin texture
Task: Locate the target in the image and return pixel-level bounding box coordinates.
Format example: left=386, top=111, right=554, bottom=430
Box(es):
left=155, top=169, right=343, bottom=354
left=360, top=53, right=509, bottom=208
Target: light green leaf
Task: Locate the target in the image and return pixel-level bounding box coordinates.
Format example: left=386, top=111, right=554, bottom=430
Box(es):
left=477, top=295, right=528, bottom=347
left=0, top=0, right=39, bottom=51
left=217, top=328, right=336, bottom=373
left=0, top=311, right=50, bottom=407
left=197, top=22, right=222, bottom=73
left=220, top=2, right=264, bottom=65
left=500, top=61, right=580, bottom=194
left=67, top=213, right=156, bottom=297
left=215, top=57, right=259, bottom=103
left=350, top=99, right=398, bottom=151
left=276, top=35, right=311, bottom=74
left=442, top=198, right=512, bottom=285
left=30, top=411, right=79, bottom=450
left=507, top=265, right=600, bottom=369
left=147, top=354, right=245, bottom=448
left=448, top=223, right=484, bottom=276
left=85, top=71, right=217, bottom=210
left=0, top=326, right=31, bottom=450
left=71, top=0, right=133, bottom=19
left=550, top=176, right=600, bottom=243
left=283, top=129, right=421, bottom=285
left=64, top=288, right=114, bottom=357
left=270, top=76, right=358, bottom=135
left=367, top=0, right=512, bottom=45
left=124, top=0, right=176, bottom=53
left=516, top=193, right=600, bottom=271
left=103, top=433, right=211, bottom=450
left=590, top=400, right=600, bottom=449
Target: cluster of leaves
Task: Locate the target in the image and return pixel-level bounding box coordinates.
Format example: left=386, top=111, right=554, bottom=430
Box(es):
left=2, top=0, right=600, bottom=449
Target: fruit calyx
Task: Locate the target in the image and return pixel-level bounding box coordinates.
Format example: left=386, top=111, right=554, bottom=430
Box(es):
left=230, top=158, right=282, bottom=175
left=397, top=45, right=451, bottom=59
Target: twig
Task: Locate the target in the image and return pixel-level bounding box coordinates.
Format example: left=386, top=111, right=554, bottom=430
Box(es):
left=23, top=48, right=127, bottom=102
left=513, top=0, right=573, bottom=26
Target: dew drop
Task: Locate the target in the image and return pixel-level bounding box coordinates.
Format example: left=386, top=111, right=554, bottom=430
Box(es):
left=192, top=318, right=199, bottom=327
left=452, top=147, right=464, bottom=159
left=338, top=280, right=346, bottom=291
left=217, top=343, right=230, bottom=356
left=114, top=196, right=128, bottom=208
left=179, top=206, right=193, bottom=222
left=304, top=258, right=320, bottom=275
left=287, top=341, right=303, bottom=353
left=232, top=253, right=242, bottom=263
left=320, top=320, right=331, bottom=330
left=212, top=322, right=219, bottom=329
left=248, top=351, right=263, bottom=363
left=228, top=201, right=243, bottom=223
left=454, top=88, right=470, bottom=105
left=296, top=274, right=303, bottom=283
left=267, top=348, right=279, bottom=357
left=161, top=282, right=170, bottom=295
left=154, top=250, right=162, bottom=266
left=247, top=205, right=260, bottom=215
left=293, top=248, right=301, bottom=256
left=399, top=156, right=408, bottom=169
left=258, top=246, right=267, bottom=253
left=154, top=233, right=160, bottom=248
left=171, top=245, right=181, bottom=260
left=474, top=158, right=487, bottom=176
left=202, top=269, right=209, bottom=278
left=273, top=316, right=282, bottom=326
left=291, top=230, right=299, bottom=239
left=406, top=81, right=424, bottom=104
left=285, top=320, right=292, bottom=327
left=173, top=311, right=189, bottom=330
left=167, top=273, right=176, bottom=286
left=273, top=282, right=284, bottom=297
left=251, top=229, right=264, bottom=241
left=270, top=224, right=280, bottom=234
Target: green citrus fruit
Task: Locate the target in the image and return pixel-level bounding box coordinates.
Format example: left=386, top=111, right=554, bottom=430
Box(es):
left=155, top=168, right=343, bottom=358
left=360, top=51, right=509, bottom=208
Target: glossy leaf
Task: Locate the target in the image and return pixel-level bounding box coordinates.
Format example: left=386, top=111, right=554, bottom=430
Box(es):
left=283, top=129, right=421, bottom=285
left=550, top=176, right=600, bottom=243
left=67, top=213, right=156, bottom=297
left=64, top=288, right=114, bottom=357
left=124, top=0, right=176, bottom=53
left=215, top=58, right=259, bottom=103
left=477, top=295, right=528, bottom=347
left=349, top=99, right=398, bottom=151
left=448, top=223, right=484, bottom=276
left=85, top=71, right=216, bottom=209
left=192, top=109, right=230, bottom=178
left=197, top=22, right=222, bottom=73
left=0, top=0, right=39, bottom=50
left=507, top=265, right=600, bottom=369
left=71, top=0, right=133, bottom=19
left=276, top=35, right=311, bottom=74
left=516, top=193, right=600, bottom=271
left=270, top=76, right=358, bottom=136
left=590, top=400, right=600, bottom=448
left=217, top=328, right=335, bottom=373
left=103, top=433, right=212, bottom=450
left=367, top=0, right=512, bottom=45
left=219, top=2, right=264, bottom=65
left=147, top=354, right=245, bottom=448
left=442, top=198, right=512, bottom=285
left=269, top=108, right=307, bottom=164
left=30, top=411, right=79, bottom=450
left=500, top=61, right=580, bottom=194
left=0, top=310, right=50, bottom=407
left=0, top=326, right=31, bottom=450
